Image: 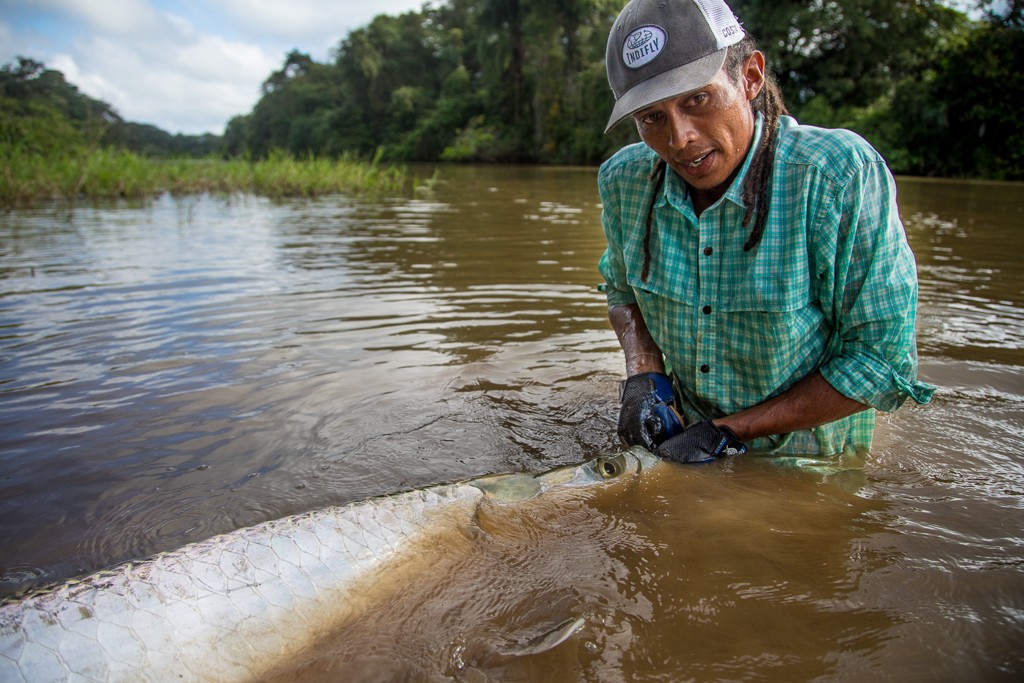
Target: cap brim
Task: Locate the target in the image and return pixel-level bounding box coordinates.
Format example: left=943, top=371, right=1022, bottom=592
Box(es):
left=604, top=49, right=729, bottom=134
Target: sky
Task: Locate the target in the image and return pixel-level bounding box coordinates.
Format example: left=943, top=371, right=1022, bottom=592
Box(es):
left=0, top=0, right=430, bottom=135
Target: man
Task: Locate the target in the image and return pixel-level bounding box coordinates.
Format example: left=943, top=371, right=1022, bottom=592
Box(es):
left=598, top=0, right=934, bottom=462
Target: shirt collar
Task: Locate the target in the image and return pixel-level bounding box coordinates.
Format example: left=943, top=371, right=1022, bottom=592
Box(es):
left=658, top=112, right=765, bottom=213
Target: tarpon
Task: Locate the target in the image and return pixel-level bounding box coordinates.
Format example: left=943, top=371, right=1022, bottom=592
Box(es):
left=0, top=447, right=660, bottom=682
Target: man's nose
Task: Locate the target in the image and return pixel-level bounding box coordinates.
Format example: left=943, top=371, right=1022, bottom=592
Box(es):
left=666, top=109, right=697, bottom=150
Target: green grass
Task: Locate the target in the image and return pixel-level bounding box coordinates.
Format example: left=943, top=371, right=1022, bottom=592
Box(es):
left=0, top=146, right=408, bottom=207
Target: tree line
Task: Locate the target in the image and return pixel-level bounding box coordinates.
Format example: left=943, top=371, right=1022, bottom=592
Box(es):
left=0, top=57, right=222, bottom=159
left=224, top=0, right=1021, bottom=179
left=0, top=59, right=404, bottom=206
left=4, top=0, right=1022, bottom=180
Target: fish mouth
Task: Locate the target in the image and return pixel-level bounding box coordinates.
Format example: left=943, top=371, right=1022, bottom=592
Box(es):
left=471, top=448, right=658, bottom=502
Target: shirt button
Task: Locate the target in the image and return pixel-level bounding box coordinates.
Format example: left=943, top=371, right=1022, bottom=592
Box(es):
left=700, top=364, right=710, bottom=374
left=703, top=247, right=713, bottom=256
left=702, top=305, right=712, bottom=315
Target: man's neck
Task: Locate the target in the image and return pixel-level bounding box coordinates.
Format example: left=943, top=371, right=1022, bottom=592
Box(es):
left=688, top=171, right=739, bottom=217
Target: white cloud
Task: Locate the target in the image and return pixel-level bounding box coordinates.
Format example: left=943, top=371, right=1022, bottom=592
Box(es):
left=176, top=33, right=276, bottom=84
left=218, top=0, right=428, bottom=54
left=51, top=12, right=278, bottom=133
left=53, top=31, right=276, bottom=133
left=1, top=0, right=431, bottom=135
left=49, top=51, right=129, bottom=106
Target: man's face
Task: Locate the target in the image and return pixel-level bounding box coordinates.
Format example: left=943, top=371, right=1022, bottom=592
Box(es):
left=633, top=52, right=765, bottom=206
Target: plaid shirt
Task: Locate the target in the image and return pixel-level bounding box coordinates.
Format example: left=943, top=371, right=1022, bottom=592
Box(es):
left=598, top=115, right=934, bottom=455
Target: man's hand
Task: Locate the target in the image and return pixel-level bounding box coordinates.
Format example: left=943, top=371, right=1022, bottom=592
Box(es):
left=654, top=420, right=746, bottom=464
left=618, top=372, right=684, bottom=450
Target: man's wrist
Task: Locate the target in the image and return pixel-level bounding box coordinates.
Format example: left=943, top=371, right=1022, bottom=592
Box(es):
left=713, top=418, right=748, bottom=443
left=626, top=351, right=665, bottom=376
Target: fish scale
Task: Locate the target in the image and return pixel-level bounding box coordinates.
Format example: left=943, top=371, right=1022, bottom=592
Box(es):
left=0, top=449, right=656, bottom=682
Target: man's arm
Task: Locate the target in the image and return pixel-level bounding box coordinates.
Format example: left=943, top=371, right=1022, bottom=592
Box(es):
left=611, top=303, right=867, bottom=449
left=714, top=371, right=867, bottom=443
left=611, top=303, right=865, bottom=436
left=714, top=159, right=928, bottom=447
left=609, top=304, right=665, bottom=376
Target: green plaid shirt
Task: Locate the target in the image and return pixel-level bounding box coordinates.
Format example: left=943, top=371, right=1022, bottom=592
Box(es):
left=598, top=115, right=934, bottom=455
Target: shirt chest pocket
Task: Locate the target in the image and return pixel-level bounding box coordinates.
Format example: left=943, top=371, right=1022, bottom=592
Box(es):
left=719, top=259, right=815, bottom=313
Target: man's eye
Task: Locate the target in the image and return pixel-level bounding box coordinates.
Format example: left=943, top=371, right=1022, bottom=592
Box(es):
left=688, top=93, right=708, bottom=107
left=639, top=112, right=663, bottom=125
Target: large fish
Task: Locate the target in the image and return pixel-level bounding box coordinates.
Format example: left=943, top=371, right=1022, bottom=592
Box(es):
left=0, top=447, right=659, bottom=682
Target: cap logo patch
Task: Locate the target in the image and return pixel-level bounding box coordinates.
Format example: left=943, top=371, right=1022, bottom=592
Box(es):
left=622, top=25, right=666, bottom=70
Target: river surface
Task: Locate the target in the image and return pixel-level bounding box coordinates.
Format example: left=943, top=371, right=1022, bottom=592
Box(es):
left=1, top=165, right=1022, bottom=681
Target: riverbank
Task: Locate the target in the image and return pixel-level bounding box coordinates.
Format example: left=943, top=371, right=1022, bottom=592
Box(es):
left=0, top=148, right=407, bottom=207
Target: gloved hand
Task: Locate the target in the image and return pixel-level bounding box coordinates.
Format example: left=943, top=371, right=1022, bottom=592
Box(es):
left=654, top=420, right=746, bottom=464
left=617, top=372, right=685, bottom=450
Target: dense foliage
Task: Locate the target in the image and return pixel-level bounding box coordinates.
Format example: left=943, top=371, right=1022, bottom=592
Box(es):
left=223, top=0, right=1022, bottom=179
left=4, top=1, right=1023, bottom=179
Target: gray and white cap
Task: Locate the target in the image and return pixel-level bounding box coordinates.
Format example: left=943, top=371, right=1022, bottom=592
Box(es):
left=604, top=0, right=745, bottom=133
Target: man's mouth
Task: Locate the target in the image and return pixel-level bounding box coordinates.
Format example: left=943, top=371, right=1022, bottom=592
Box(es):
left=675, top=150, right=714, bottom=176
left=688, top=151, right=712, bottom=168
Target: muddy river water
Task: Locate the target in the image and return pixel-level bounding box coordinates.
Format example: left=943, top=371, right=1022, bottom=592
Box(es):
left=1, top=165, right=1021, bottom=680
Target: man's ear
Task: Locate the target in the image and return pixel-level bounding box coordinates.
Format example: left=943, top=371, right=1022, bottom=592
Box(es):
left=743, top=51, right=766, bottom=101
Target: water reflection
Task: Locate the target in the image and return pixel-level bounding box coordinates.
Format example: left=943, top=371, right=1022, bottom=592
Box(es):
left=0, top=170, right=619, bottom=599
left=899, top=177, right=1024, bottom=365
left=271, top=166, right=609, bottom=360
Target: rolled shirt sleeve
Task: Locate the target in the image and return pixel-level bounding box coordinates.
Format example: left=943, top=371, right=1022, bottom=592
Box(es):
left=816, top=158, right=935, bottom=411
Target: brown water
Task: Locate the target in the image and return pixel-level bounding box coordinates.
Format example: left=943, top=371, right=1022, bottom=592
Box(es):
left=1, top=167, right=1022, bottom=681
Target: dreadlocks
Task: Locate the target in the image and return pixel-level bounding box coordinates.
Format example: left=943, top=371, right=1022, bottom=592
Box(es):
left=725, top=37, right=789, bottom=251
left=641, top=157, right=667, bottom=283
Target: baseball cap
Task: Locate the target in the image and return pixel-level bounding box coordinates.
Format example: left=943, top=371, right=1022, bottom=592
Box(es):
left=604, top=0, right=745, bottom=133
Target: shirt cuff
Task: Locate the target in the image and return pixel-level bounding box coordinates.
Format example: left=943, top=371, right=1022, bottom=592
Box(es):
left=601, top=284, right=637, bottom=309
left=821, top=349, right=936, bottom=412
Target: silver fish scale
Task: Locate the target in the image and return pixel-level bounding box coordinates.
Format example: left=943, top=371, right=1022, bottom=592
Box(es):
left=0, top=482, right=485, bottom=682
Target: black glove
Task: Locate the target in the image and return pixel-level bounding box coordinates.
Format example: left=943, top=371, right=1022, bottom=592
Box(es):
left=654, top=420, right=746, bottom=464
left=617, top=372, right=684, bottom=450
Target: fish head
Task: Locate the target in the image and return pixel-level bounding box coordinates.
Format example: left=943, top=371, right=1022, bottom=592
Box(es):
left=471, top=447, right=660, bottom=502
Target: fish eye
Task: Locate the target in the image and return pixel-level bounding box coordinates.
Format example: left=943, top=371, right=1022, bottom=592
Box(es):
left=596, top=455, right=626, bottom=479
